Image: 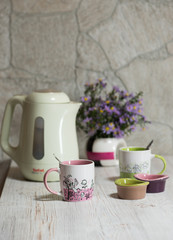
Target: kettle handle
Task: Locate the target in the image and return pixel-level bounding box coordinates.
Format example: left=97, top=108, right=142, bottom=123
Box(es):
left=0, top=95, right=25, bottom=162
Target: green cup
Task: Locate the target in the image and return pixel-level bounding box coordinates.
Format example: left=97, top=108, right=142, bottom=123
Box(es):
left=119, top=147, right=166, bottom=178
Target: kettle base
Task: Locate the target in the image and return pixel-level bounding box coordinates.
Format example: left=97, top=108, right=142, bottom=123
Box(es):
left=19, top=162, right=59, bottom=182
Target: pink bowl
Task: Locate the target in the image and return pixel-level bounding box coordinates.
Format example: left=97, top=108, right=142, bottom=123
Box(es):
left=134, top=174, right=169, bottom=193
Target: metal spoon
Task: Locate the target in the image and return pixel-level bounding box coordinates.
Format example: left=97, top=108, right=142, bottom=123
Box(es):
left=146, top=140, right=153, bottom=150
left=53, top=154, right=62, bottom=163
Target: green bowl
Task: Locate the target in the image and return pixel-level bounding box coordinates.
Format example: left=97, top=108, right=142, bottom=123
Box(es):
left=115, top=178, right=149, bottom=187
left=115, top=178, right=149, bottom=200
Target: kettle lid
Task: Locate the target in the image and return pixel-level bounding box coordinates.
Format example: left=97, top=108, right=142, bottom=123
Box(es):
left=26, top=89, right=70, bottom=103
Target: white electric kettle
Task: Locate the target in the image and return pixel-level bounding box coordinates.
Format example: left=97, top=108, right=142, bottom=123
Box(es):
left=0, top=90, right=81, bottom=181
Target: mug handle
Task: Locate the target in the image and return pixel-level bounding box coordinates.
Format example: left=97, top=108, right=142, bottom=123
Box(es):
left=152, top=154, right=167, bottom=174
left=44, top=168, right=62, bottom=196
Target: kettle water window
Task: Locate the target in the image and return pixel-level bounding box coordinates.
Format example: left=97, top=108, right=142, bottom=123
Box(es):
left=33, top=117, right=44, bottom=160
left=9, top=104, right=22, bottom=147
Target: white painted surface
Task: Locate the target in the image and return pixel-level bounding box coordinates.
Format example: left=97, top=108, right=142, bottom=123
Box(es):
left=0, top=157, right=173, bottom=240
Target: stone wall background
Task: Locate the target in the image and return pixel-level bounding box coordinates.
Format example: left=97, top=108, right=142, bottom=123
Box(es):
left=0, top=0, right=173, bottom=160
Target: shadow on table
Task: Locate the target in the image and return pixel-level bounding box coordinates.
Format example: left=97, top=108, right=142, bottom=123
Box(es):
left=109, top=193, right=119, bottom=199
left=8, top=166, right=27, bottom=181
left=107, top=176, right=120, bottom=181
left=110, top=193, right=129, bottom=200
left=0, top=159, right=12, bottom=197
left=35, top=193, right=63, bottom=201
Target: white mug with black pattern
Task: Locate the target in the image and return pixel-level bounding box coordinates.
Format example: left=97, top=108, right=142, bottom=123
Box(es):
left=44, top=160, right=95, bottom=202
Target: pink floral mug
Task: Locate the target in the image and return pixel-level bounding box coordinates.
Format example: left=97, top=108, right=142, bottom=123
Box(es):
left=44, top=160, right=94, bottom=202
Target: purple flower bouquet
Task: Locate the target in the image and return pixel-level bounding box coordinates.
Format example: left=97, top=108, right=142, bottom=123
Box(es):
left=77, top=79, right=150, bottom=139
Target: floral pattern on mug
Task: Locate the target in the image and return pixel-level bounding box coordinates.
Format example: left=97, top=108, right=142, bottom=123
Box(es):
left=120, top=161, right=149, bottom=173
left=63, top=175, right=94, bottom=201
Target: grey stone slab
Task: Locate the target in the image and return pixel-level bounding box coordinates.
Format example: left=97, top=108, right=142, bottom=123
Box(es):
left=77, top=34, right=109, bottom=71
left=76, top=68, right=105, bottom=94
left=35, top=77, right=79, bottom=102
left=139, top=46, right=168, bottom=60
left=167, top=41, right=173, bottom=55
left=11, top=13, right=78, bottom=79
left=0, top=67, right=33, bottom=79
left=76, top=67, right=126, bottom=97
left=116, top=57, right=173, bottom=128
left=125, top=123, right=173, bottom=155
left=0, top=0, right=11, bottom=69
left=78, top=0, right=118, bottom=32
left=89, top=0, right=173, bottom=70
left=12, top=0, right=80, bottom=13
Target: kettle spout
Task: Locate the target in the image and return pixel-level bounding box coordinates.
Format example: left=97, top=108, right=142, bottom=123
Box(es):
left=75, top=102, right=82, bottom=111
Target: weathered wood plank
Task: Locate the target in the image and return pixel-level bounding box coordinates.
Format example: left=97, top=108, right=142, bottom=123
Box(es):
left=0, top=157, right=173, bottom=240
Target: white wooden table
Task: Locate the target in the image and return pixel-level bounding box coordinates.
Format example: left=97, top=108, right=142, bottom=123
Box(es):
left=0, top=156, right=173, bottom=240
